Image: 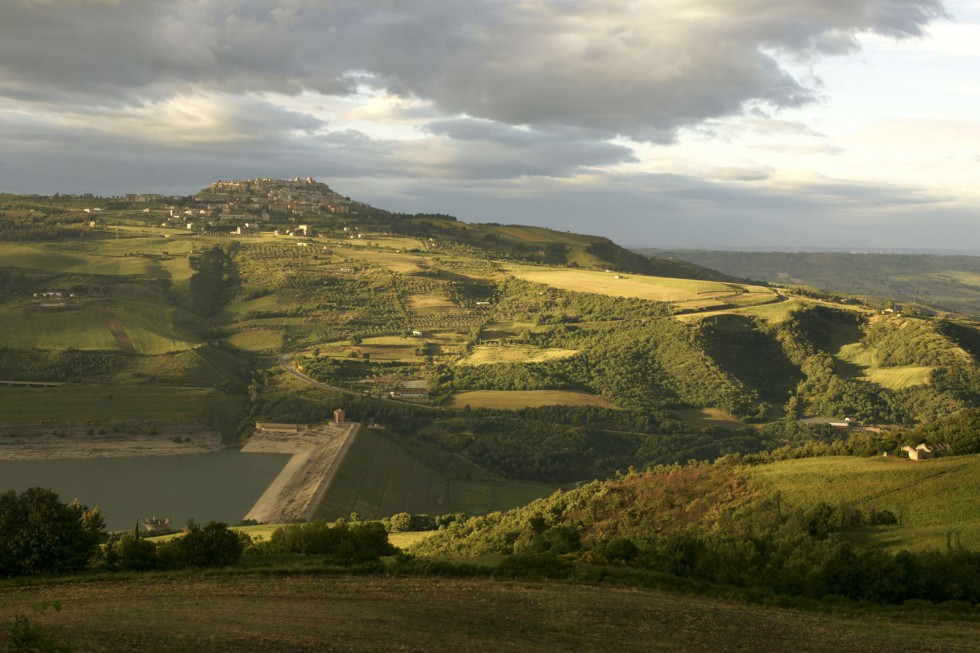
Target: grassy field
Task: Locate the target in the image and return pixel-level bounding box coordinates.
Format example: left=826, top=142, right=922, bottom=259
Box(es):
left=677, top=297, right=806, bottom=323
left=0, top=385, right=244, bottom=425
left=673, top=408, right=745, bottom=431
left=341, top=248, right=428, bottom=273
left=456, top=345, right=580, bottom=366
left=502, top=264, right=775, bottom=309
left=837, top=342, right=934, bottom=389
left=746, top=455, right=980, bottom=552
left=2, top=574, right=978, bottom=653
left=406, top=294, right=456, bottom=312
left=315, top=427, right=554, bottom=519
left=865, top=365, right=934, bottom=389
left=449, top=390, right=616, bottom=410
left=225, top=328, right=284, bottom=353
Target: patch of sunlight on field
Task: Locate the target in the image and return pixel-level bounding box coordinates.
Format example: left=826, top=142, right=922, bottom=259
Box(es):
left=503, top=264, right=731, bottom=300
left=676, top=297, right=862, bottom=324
left=456, top=345, right=579, bottom=366
left=673, top=408, right=744, bottom=431
left=362, top=336, right=418, bottom=346
left=503, top=264, right=775, bottom=309
left=746, top=455, right=980, bottom=552
left=941, top=270, right=980, bottom=287
left=389, top=531, right=438, bottom=549
left=226, top=293, right=304, bottom=318
left=407, top=294, right=456, bottom=312
left=335, top=235, right=426, bottom=250
left=226, top=329, right=284, bottom=352
left=837, top=343, right=933, bottom=389
left=865, top=366, right=933, bottom=389
left=449, top=390, right=615, bottom=410
left=0, top=303, right=118, bottom=350
left=0, top=243, right=89, bottom=272
left=341, top=248, right=428, bottom=273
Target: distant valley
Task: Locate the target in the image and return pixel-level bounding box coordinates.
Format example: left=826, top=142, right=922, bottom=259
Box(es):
left=638, top=248, right=980, bottom=319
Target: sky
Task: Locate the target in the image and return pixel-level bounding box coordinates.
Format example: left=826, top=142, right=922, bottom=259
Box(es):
left=0, top=0, right=978, bottom=253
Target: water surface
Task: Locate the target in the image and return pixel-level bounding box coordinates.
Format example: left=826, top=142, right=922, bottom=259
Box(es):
left=0, top=450, right=290, bottom=531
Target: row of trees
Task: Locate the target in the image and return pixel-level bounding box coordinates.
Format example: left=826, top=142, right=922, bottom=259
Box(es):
left=0, top=488, right=403, bottom=579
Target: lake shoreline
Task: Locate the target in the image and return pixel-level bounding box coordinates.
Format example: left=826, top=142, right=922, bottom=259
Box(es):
left=0, top=420, right=224, bottom=460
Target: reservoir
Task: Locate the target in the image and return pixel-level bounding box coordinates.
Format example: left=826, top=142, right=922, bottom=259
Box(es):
left=0, top=450, right=290, bottom=531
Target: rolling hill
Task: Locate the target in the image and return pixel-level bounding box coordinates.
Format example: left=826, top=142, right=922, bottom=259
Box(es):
left=1, top=180, right=978, bottom=516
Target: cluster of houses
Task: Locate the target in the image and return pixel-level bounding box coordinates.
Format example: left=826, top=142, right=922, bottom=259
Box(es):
left=193, top=177, right=352, bottom=219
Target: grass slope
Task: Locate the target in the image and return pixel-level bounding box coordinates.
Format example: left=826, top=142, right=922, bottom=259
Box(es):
left=746, top=455, right=980, bottom=552
left=314, top=427, right=553, bottom=519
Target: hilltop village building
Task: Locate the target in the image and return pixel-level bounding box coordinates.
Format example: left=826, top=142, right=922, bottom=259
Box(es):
left=195, top=177, right=352, bottom=219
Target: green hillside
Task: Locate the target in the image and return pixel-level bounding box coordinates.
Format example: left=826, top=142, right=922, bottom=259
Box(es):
left=412, top=454, right=980, bottom=605
left=1, top=181, right=979, bottom=512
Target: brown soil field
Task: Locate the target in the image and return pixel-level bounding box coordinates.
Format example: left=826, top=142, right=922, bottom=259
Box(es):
left=449, top=389, right=616, bottom=410
left=2, top=575, right=978, bottom=653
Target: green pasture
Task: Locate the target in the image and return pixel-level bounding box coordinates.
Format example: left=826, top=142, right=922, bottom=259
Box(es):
left=456, top=345, right=580, bottom=366
left=333, top=234, right=426, bottom=251
left=865, top=365, right=934, bottom=389
left=0, top=242, right=89, bottom=272
left=675, top=297, right=798, bottom=323
left=314, top=427, right=554, bottom=520
left=120, top=347, right=245, bottom=387
left=0, top=303, right=118, bottom=350
left=406, top=293, right=456, bottom=313
left=225, top=328, right=284, bottom=353
left=361, top=336, right=418, bottom=346
left=340, top=248, right=429, bottom=274
left=0, top=300, right=199, bottom=353
left=225, top=293, right=305, bottom=319
left=314, top=342, right=423, bottom=363
left=502, top=264, right=775, bottom=307
left=746, top=455, right=980, bottom=552
left=0, top=384, right=244, bottom=425
left=449, top=390, right=616, bottom=410
left=0, top=240, right=194, bottom=280
left=673, top=408, right=745, bottom=431
left=837, top=342, right=934, bottom=389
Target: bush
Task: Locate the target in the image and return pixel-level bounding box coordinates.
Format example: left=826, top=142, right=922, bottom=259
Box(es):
left=157, top=522, right=246, bottom=568
left=264, top=520, right=396, bottom=564
left=110, top=533, right=159, bottom=571
left=0, top=488, right=104, bottom=578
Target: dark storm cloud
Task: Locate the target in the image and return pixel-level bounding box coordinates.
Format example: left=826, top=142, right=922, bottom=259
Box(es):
left=0, top=0, right=946, bottom=138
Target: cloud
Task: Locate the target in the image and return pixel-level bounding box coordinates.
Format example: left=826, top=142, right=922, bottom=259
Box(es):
left=0, top=0, right=946, bottom=139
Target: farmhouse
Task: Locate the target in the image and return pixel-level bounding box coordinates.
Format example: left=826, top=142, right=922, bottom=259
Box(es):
left=333, top=408, right=346, bottom=423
